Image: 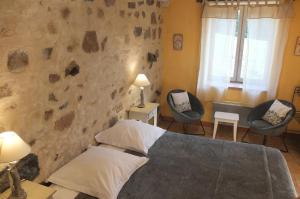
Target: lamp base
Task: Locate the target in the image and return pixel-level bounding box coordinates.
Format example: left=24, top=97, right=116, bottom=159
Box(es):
left=137, top=104, right=145, bottom=108
left=8, top=190, right=27, bottom=199
left=138, top=87, right=145, bottom=108
left=8, top=163, right=27, bottom=199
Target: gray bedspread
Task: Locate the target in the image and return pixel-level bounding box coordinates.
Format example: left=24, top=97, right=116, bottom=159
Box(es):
left=118, top=132, right=296, bottom=199
left=79, top=132, right=297, bottom=199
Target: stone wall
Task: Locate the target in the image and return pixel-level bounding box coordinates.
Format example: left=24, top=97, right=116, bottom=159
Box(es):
left=0, top=0, right=162, bottom=181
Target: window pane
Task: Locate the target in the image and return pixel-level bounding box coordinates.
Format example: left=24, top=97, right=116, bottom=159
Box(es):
left=209, top=18, right=238, bottom=82
left=240, top=18, right=277, bottom=89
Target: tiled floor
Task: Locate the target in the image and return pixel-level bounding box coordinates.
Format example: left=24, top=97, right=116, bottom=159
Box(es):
left=158, top=120, right=300, bottom=195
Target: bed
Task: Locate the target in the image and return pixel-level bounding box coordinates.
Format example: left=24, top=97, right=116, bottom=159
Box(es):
left=52, top=131, right=297, bottom=199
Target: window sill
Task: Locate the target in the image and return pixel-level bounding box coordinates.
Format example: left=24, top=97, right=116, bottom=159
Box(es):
left=228, top=82, right=243, bottom=90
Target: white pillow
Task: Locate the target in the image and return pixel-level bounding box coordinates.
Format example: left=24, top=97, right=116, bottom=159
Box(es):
left=262, top=100, right=292, bottom=125
left=171, top=91, right=192, bottom=112
left=95, top=120, right=165, bottom=155
left=48, top=146, right=148, bottom=199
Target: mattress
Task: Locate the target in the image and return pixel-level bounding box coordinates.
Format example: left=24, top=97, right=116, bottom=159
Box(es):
left=52, top=132, right=297, bottom=199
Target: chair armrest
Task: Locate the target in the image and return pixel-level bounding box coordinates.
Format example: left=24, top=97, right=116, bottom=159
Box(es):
left=247, top=102, right=271, bottom=122
left=189, top=95, right=205, bottom=115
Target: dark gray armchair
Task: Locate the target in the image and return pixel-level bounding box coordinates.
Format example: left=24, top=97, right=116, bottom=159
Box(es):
left=241, top=99, right=296, bottom=152
left=167, top=89, right=205, bottom=135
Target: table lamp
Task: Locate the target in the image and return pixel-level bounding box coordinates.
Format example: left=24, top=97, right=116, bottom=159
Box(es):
left=134, top=74, right=150, bottom=108
left=0, top=131, right=31, bottom=199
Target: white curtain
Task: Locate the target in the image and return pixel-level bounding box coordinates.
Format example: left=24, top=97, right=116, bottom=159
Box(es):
left=197, top=4, right=291, bottom=106
left=197, top=16, right=238, bottom=101
left=240, top=14, right=290, bottom=105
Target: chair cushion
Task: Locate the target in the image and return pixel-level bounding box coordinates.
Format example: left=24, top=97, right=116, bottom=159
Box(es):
left=250, top=120, right=273, bottom=130
left=262, top=100, right=292, bottom=125
left=171, top=92, right=192, bottom=113
left=182, top=111, right=202, bottom=120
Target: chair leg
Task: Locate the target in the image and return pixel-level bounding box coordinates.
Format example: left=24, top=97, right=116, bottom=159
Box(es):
left=199, top=121, right=206, bottom=136
left=280, top=133, right=289, bottom=153
left=241, top=128, right=250, bottom=143
left=262, top=135, right=267, bottom=145
left=182, top=123, right=202, bottom=136
left=182, top=123, right=187, bottom=133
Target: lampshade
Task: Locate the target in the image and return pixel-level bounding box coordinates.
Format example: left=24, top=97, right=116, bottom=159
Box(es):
left=134, top=74, right=150, bottom=87
left=0, top=131, right=31, bottom=163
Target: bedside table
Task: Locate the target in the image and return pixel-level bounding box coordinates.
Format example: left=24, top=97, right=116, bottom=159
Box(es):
left=129, top=103, right=159, bottom=126
left=0, top=180, right=56, bottom=199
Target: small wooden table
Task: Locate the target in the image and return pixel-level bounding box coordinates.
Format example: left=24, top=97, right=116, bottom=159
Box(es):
left=129, top=103, right=159, bottom=126
left=213, top=111, right=239, bottom=142
left=0, top=180, right=56, bottom=199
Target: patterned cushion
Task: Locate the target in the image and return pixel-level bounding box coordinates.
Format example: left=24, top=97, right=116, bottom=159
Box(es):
left=262, top=110, right=283, bottom=125
left=171, top=92, right=192, bottom=113
left=262, top=100, right=292, bottom=125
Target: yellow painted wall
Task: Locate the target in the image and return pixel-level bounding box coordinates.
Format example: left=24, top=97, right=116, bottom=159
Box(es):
left=277, top=2, right=300, bottom=132
left=161, top=0, right=202, bottom=117
left=161, top=0, right=300, bottom=131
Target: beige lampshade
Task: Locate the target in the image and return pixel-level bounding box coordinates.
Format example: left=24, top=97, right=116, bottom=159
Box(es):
left=0, top=131, right=31, bottom=163
left=134, top=74, right=150, bottom=87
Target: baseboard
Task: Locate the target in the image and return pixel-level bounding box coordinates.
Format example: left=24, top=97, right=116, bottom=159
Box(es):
left=159, top=115, right=219, bottom=128
left=159, top=114, right=249, bottom=131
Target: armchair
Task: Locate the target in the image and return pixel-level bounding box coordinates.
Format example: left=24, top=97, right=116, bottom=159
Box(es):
left=167, top=89, right=205, bottom=135
left=241, top=99, right=295, bottom=152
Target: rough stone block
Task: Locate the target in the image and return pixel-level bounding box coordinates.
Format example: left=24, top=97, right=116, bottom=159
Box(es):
left=65, top=61, right=80, bottom=77
left=151, top=12, right=157, bottom=25
left=44, top=109, right=54, bottom=121
left=7, top=50, right=29, bottom=72
left=109, top=116, right=118, bottom=127
left=120, top=10, right=125, bottom=18
left=43, top=48, right=53, bottom=60
left=128, top=2, right=136, bottom=9
left=133, top=27, right=143, bottom=37
left=49, top=93, right=58, bottom=102
left=47, top=22, right=57, bottom=34
left=0, top=84, right=12, bottom=99
left=101, top=37, right=108, bottom=51
left=134, top=11, right=140, bottom=18
left=97, top=8, right=104, bottom=18
left=61, top=7, right=71, bottom=19
left=54, top=111, right=75, bottom=131
left=59, top=102, right=69, bottom=110
left=144, top=27, right=151, bottom=39
left=111, top=89, right=117, bottom=100
left=158, top=27, right=162, bottom=39
left=49, top=74, right=60, bottom=83
left=104, top=0, right=116, bottom=7
left=138, top=1, right=144, bottom=6
left=82, top=31, right=99, bottom=53
left=152, top=28, right=157, bottom=40
left=146, top=0, right=154, bottom=6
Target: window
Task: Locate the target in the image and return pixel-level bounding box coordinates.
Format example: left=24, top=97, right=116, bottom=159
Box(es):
left=197, top=3, right=291, bottom=104
left=231, top=9, right=245, bottom=83
left=223, top=8, right=277, bottom=85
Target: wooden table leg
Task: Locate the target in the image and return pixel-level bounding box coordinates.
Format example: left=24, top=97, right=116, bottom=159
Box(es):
left=213, top=119, right=219, bottom=139
left=233, top=121, right=238, bottom=142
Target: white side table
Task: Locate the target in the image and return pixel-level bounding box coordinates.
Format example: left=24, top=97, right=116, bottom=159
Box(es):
left=213, top=111, right=239, bottom=142
left=0, top=180, right=56, bottom=199
left=129, top=103, right=159, bottom=126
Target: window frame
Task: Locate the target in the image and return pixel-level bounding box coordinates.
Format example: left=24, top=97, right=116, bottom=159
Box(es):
left=230, top=8, right=247, bottom=84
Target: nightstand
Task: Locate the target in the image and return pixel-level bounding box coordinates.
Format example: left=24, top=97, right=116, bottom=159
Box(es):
left=0, top=180, right=56, bottom=199
left=129, top=103, right=159, bottom=126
